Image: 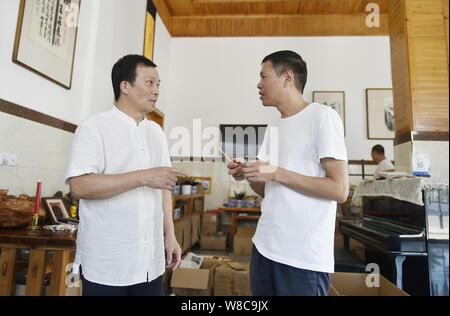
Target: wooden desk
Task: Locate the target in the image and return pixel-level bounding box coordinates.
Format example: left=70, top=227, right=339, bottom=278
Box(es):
left=219, top=207, right=261, bottom=236
left=0, top=229, right=76, bottom=296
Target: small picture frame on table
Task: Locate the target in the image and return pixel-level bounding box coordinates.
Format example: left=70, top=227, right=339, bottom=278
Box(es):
left=42, top=197, right=70, bottom=224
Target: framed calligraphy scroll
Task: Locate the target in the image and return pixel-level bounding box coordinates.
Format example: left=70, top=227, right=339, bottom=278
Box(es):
left=13, top=0, right=81, bottom=89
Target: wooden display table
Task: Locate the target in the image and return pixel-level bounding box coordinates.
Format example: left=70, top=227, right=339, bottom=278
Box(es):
left=218, top=207, right=261, bottom=236
left=0, top=228, right=76, bottom=296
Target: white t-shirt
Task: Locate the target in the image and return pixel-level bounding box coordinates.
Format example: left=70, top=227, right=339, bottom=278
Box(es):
left=253, top=103, right=348, bottom=273
left=375, top=158, right=395, bottom=174
left=65, top=106, right=171, bottom=286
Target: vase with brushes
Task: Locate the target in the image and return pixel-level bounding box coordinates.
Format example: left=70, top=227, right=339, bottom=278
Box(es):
left=234, top=191, right=246, bottom=208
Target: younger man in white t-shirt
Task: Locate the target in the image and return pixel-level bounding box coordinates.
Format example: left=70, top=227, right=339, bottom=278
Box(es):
left=228, top=51, right=349, bottom=296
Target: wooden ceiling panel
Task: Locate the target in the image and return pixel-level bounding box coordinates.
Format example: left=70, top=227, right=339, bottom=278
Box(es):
left=154, top=0, right=391, bottom=36
left=166, top=0, right=390, bottom=15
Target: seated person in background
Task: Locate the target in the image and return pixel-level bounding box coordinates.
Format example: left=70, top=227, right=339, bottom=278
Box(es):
left=371, top=144, right=395, bottom=174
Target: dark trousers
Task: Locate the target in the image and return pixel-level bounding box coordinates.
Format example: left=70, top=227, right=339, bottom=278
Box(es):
left=81, top=268, right=164, bottom=296
left=250, top=244, right=330, bottom=296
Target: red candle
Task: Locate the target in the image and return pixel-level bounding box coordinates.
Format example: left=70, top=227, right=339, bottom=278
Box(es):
left=34, top=181, right=42, bottom=215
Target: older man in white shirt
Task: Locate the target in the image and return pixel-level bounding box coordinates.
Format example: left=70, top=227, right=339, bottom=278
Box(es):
left=371, top=144, right=395, bottom=174
left=65, top=55, right=187, bottom=296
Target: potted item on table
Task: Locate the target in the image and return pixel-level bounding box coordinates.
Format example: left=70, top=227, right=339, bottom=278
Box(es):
left=173, top=201, right=181, bottom=220
left=172, top=177, right=182, bottom=195
left=191, top=180, right=200, bottom=194
left=181, top=177, right=195, bottom=195
left=245, top=196, right=257, bottom=208
left=234, top=191, right=246, bottom=208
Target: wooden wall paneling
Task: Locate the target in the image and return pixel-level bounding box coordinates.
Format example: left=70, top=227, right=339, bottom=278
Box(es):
left=388, top=0, right=413, bottom=137
left=405, top=0, right=449, bottom=133
left=389, top=0, right=449, bottom=143
left=442, top=0, right=449, bottom=70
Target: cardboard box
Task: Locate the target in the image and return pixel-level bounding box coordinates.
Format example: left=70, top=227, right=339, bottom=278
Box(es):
left=182, top=217, right=192, bottom=252
left=220, top=224, right=232, bottom=248
left=214, top=262, right=251, bottom=296
left=233, top=226, right=256, bottom=255
left=174, top=220, right=184, bottom=249
left=328, top=272, right=409, bottom=296
left=202, top=213, right=219, bottom=235
left=200, top=233, right=228, bottom=251
left=170, top=258, right=219, bottom=296
left=174, top=217, right=192, bottom=252
left=193, top=198, right=204, bottom=213
left=198, top=254, right=232, bottom=264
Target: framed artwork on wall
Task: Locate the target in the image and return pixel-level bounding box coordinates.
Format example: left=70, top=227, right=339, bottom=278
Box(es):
left=366, top=88, right=395, bottom=140
left=12, top=0, right=81, bottom=89
left=312, top=91, right=346, bottom=135
left=192, top=177, right=212, bottom=194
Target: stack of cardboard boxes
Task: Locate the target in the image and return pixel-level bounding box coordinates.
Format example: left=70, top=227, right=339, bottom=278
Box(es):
left=214, top=262, right=251, bottom=296
left=171, top=256, right=223, bottom=296
left=169, top=211, right=256, bottom=296
left=174, top=213, right=201, bottom=253
left=200, top=212, right=227, bottom=251
left=233, top=226, right=256, bottom=256
left=170, top=254, right=252, bottom=296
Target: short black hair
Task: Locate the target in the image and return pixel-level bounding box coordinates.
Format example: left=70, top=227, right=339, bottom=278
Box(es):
left=262, top=50, right=308, bottom=93
left=111, top=54, right=157, bottom=101
left=371, top=144, right=385, bottom=155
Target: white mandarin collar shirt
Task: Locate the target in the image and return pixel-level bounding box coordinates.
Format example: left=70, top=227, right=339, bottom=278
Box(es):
left=65, top=106, right=171, bottom=286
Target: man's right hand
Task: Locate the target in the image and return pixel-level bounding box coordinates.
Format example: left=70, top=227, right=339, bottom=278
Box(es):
left=142, top=167, right=188, bottom=191
left=227, top=159, right=246, bottom=181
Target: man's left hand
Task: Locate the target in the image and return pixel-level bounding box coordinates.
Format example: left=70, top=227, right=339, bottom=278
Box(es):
left=165, top=235, right=181, bottom=270
left=242, top=160, right=278, bottom=183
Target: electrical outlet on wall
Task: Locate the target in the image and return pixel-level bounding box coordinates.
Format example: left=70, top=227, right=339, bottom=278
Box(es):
left=0, top=153, right=18, bottom=166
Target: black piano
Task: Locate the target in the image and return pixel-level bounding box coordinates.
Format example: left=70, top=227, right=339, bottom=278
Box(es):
left=340, top=184, right=449, bottom=296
